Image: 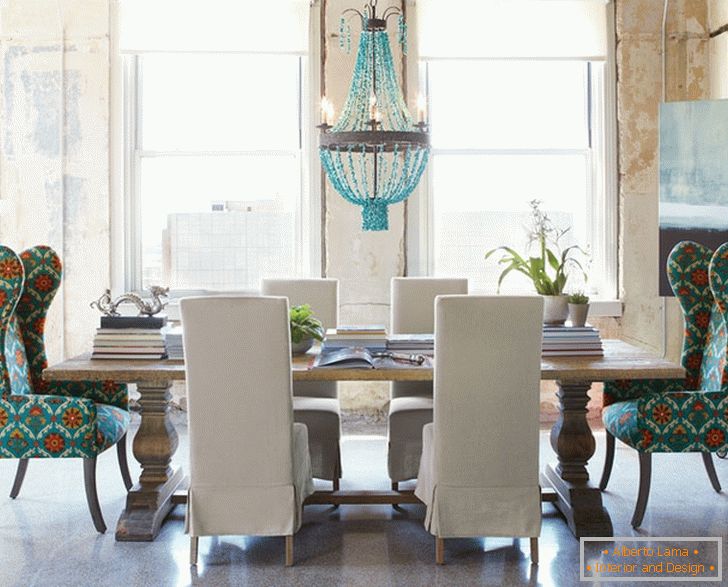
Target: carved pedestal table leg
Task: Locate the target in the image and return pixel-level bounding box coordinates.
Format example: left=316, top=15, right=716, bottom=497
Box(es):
left=116, top=381, right=183, bottom=541
left=541, top=380, right=613, bottom=538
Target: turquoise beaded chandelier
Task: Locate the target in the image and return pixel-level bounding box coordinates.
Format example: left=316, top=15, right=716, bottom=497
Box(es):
left=319, top=0, right=430, bottom=231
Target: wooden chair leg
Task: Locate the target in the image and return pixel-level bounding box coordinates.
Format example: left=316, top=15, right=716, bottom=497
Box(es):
left=83, top=457, right=107, bottom=534
left=117, top=434, right=133, bottom=491
left=599, top=431, right=615, bottom=491
left=702, top=452, right=722, bottom=493
left=9, top=458, right=29, bottom=499
left=285, top=535, right=294, bottom=567
left=530, top=537, right=539, bottom=565
left=436, top=537, right=445, bottom=565
left=332, top=478, right=340, bottom=492
left=190, top=536, right=199, bottom=566
left=631, top=452, right=652, bottom=528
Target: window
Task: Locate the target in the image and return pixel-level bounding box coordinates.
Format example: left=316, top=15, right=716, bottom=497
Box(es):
left=125, top=53, right=310, bottom=292
left=415, top=58, right=616, bottom=298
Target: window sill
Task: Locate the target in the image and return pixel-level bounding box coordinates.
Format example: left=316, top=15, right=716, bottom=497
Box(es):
left=161, top=295, right=623, bottom=322
left=588, top=300, right=622, bottom=318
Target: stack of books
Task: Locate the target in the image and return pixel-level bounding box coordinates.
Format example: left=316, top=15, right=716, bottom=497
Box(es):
left=165, top=326, right=184, bottom=360
left=542, top=325, right=603, bottom=357
left=91, top=316, right=168, bottom=360
left=386, top=334, right=434, bottom=356
left=323, top=325, right=387, bottom=352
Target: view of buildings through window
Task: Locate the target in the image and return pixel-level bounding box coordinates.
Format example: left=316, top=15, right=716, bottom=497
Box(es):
left=425, top=60, right=604, bottom=295
left=128, top=56, right=611, bottom=298
left=132, top=53, right=304, bottom=291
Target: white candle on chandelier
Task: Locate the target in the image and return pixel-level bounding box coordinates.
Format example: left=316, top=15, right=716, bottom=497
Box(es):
left=369, top=94, right=378, bottom=121
left=417, top=94, right=427, bottom=124
left=321, top=97, right=335, bottom=125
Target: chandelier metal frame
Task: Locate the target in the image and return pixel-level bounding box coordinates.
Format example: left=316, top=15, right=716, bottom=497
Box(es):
left=319, top=0, right=431, bottom=231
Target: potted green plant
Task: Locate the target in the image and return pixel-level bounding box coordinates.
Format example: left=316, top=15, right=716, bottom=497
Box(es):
left=485, top=200, right=587, bottom=325
left=290, top=304, right=325, bottom=355
left=567, top=291, right=590, bottom=327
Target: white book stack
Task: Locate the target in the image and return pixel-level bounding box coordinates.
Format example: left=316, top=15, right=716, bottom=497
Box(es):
left=91, top=316, right=168, bottom=360
left=542, top=325, right=603, bottom=357
left=165, top=326, right=184, bottom=360
left=386, top=334, right=434, bottom=356
left=323, top=325, right=387, bottom=352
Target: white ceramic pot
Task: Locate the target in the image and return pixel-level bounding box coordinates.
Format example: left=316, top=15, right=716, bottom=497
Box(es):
left=291, top=338, right=315, bottom=355
left=568, top=303, right=590, bottom=327
left=542, top=295, right=569, bottom=325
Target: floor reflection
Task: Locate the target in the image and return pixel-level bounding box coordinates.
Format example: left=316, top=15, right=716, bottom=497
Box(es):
left=2, top=423, right=728, bottom=587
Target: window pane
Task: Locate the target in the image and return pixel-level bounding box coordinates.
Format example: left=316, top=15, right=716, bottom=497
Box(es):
left=140, top=155, right=300, bottom=290
left=432, top=153, right=589, bottom=293
left=429, top=60, right=589, bottom=150
left=141, top=54, right=300, bottom=151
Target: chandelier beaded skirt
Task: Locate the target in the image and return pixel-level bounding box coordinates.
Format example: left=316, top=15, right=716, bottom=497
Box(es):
left=319, top=6, right=430, bottom=232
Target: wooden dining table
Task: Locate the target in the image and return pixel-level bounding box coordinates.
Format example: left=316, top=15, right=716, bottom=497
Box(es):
left=44, top=339, right=683, bottom=542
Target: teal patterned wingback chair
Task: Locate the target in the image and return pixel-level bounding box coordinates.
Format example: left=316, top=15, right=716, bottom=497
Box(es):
left=0, top=245, right=132, bottom=533
left=600, top=241, right=728, bottom=528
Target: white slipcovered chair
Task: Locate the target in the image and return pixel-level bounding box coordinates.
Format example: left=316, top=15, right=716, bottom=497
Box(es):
left=388, top=277, right=468, bottom=487
left=261, top=278, right=342, bottom=489
left=415, top=295, right=543, bottom=565
left=181, top=296, right=314, bottom=567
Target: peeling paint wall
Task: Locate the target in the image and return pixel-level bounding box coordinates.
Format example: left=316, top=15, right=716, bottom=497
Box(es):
left=0, top=0, right=110, bottom=364
left=323, top=0, right=409, bottom=412
left=617, top=0, right=710, bottom=364
left=709, top=1, right=728, bottom=98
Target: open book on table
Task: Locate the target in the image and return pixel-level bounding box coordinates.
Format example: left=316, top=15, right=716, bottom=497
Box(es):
left=314, top=347, right=378, bottom=369
left=314, top=347, right=430, bottom=369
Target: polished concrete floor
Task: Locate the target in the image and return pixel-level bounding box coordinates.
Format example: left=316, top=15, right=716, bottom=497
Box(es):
left=2, top=414, right=728, bottom=587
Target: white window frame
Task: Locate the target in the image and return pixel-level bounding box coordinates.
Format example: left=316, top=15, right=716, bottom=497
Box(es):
left=111, top=0, right=323, bottom=298
left=406, top=15, right=619, bottom=314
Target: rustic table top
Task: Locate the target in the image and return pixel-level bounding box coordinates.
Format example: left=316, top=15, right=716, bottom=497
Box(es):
left=43, top=339, right=684, bottom=384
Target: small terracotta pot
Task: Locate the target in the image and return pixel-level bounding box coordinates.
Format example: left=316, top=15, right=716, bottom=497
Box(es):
left=568, top=303, right=590, bottom=327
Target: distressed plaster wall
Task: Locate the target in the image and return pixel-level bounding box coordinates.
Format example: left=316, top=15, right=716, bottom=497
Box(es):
left=323, top=0, right=411, bottom=413
left=709, top=0, right=728, bottom=98
left=0, top=0, right=110, bottom=364
left=616, top=0, right=709, bottom=364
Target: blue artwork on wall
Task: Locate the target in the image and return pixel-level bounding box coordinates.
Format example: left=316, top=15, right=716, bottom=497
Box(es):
left=659, top=100, right=728, bottom=296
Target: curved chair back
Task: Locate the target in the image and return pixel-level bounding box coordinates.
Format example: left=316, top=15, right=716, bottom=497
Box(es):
left=391, top=277, right=468, bottom=335
left=1, top=246, right=63, bottom=398
left=390, top=277, right=468, bottom=399
left=261, top=278, right=338, bottom=330
left=709, top=242, right=728, bottom=388
left=0, top=245, right=127, bottom=411
left=604, top=240, right=728, bottom=407
left=261, top=278, right=339, bottom=399
left=13, top=246, right=63, bottom=395
left=0, top=246, right=26, bottom=398
left=429, top=295, right=543, bottom=536
left=181, top=296, right=299, bottom=535
left=668, top=241, right=728, bottom=391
